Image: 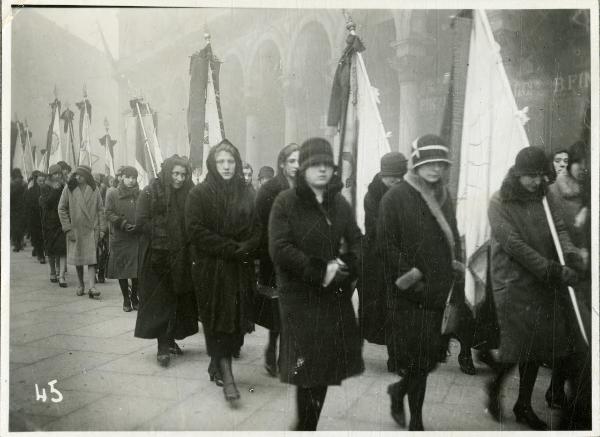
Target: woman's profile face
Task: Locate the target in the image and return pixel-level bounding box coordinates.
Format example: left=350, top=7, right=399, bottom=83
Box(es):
left=553, top=152, right=569, bottom=176
left=215, top=151, right=236, bottom=180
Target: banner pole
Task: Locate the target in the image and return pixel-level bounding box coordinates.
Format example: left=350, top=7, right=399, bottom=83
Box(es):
left=134, top=101, right=158, bottom=178
left=542, top=196, right=589, bottom=346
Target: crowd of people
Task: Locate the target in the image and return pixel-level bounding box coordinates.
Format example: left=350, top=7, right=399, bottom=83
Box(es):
left=9, top=134, right=591, bottom=431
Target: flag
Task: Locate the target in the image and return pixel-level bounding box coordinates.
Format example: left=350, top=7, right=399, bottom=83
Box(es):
left=11, top=121, right=25, bottom=176
left=46, top=98, right=63, bottom=170
left=76, top=98, right=92, bottom=167
left=128, top=99, right=162, bottom=188
left=327, top=29, right=391, bottom=234
left=187, top=40, right=225, bottom=181
left=456, top=10, right=530, bottom=310
left=20, top=122, right=36, bottom=178
left=61, top=108, right=78, bottom=168
left=99, top=133, right=117, bottom=177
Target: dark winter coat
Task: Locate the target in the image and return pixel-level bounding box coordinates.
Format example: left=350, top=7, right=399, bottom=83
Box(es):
left=269, top=175, right=364, bottom=387
left=105, top=184, right=140, bottom=279
left=378, top=172, right=461, bottom=373
left=39, top=183, right=67, bottom=256
left=488, top=169, right=580, bottom=363
left=357, top=173, right=389, bottom=345
left=10, top=180, right=27, bottom=240
left=186, top=146, right=260, bottom=336
left=256, top=173, right=291, bottom=287
left=134, top=160, right=198, bottom=340
left=25, top=183, right=44, bottom=250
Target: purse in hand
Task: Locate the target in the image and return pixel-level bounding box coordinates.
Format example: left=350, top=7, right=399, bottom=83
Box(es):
left=441, top=280, right=460, bottom=336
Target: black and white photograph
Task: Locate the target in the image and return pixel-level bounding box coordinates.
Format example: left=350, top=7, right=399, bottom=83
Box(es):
left=2, top=0, right=598, bottom=434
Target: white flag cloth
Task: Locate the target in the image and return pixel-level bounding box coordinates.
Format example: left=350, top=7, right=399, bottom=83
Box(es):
left=12, top=125, right=26, bottom=177
left=48, top=104, right=63, bottom=168
left=456, top=10, right=529, bottom=310
left=22, top=125, right=36, bottom=178
left=354, top=52, right=391, bottom=233
left=194, top=63, right=223, bottom=184
left=78, top=102, right=92, bottom=168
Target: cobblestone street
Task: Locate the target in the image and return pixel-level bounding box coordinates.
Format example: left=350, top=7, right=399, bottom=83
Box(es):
left=8, top=247, right=559, bottom=432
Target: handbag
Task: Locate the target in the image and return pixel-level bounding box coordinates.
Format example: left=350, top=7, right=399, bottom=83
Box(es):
left=441, top=280, right=460, bottom=336
left=253, top=283, right=280, bottom=331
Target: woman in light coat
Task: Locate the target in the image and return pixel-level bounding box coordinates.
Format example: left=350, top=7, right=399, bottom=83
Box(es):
left=58, top=165, right=107, bottom=298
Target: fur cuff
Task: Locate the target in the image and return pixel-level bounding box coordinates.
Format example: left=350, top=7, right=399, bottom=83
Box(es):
left=395, top=267, right=423, bottom=290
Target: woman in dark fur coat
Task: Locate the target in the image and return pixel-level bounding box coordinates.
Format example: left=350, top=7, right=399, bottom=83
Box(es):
left=134, top=155, right=199, bottom=367
left=269, top=138, right=364, bottom=431
left=486, top=146, right=583, bottom=430
left=185, top=140, right=260, bottom=404
left=379, top=134, right=463, bottom=431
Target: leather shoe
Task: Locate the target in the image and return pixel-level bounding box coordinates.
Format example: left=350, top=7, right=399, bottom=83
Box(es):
left=387, top=382, right=406, bottom=427
left=513, top=403, right=548, bottom=430
left=545, top=386, right=567, bottom=409
left=486, top=379, right=502, bottom=422
left=458, top=354, right=477, bottom=375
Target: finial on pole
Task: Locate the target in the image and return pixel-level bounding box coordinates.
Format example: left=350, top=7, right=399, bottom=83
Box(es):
left=104, top=117, right=109, bottom=132
left=53, top=85, right=58, bottom=100
left=204, top=32, right=211, bottom=45
left=83, top=84, right=88, bottom=99
left=342, top=9, right=356, bottom=34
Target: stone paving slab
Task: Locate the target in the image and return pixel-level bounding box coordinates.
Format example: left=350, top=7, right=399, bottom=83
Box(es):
left=8, top=243, right=560, bottom=432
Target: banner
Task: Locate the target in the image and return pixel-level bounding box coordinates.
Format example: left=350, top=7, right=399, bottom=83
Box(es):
left=188, top=41, right=225, bottom=178
left=456, top=10, right=530, bottom=309
left=61, top=108, right=78, bottom=168
left=20, top=122, right=36, bottom=178
left=46, top=98, right=63, bottom=170
left=99, top=133, right=117, bottom=177
left=328, top=30, right=391, bottom=233
left=77, top=99, right=93, bottom=167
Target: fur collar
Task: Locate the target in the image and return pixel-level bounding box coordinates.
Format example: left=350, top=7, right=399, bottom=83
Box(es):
left=553, top=173, right=581, bottom=199
left=404, top=171, right=455, bottom=260
left=499, top=167, right=545, bottom=203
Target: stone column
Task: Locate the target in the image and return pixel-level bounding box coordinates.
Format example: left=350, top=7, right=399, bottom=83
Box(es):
left=281, top=75, right=300, bottom=145
left=389, top=34, right=433, bottom=158
left=244, top=92, right=260, bottom=166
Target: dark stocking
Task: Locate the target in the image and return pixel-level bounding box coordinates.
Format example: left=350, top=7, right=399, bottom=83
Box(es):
left=487, top=362, right=516, bottom=421
left=76, top=265, right=84, bottom=286
left=130, top=279, right=139, bottom=305
left=118, top=279, right=130, bottom=304
left=406, top=371, right=428, bottom=430
left=296, top=385, right=328, bottom=431
left=516, top=361, right=540, bottom=407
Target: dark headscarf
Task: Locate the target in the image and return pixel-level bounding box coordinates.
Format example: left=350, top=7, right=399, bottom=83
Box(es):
left=156, top=155, right=194, bottom=213
left=204, top=139, right=255, bottom=232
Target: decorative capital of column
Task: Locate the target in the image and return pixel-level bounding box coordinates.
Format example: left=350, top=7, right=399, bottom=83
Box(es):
left=389, top=34, right=435, bottom=82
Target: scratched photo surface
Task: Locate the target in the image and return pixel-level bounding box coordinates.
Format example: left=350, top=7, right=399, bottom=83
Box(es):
left=5, top=2, right=596, bottom=434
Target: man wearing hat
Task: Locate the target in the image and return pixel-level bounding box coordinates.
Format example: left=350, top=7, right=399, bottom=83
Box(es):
left=257, top=166, right=275, bottom=188
left=359, top=152, right=407, bottom=350
left=379, top=134, right=464, bottom=430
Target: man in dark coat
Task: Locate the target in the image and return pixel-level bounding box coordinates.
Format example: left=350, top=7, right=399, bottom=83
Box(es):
left=186, top=140, right=260, bottom=403
left=359, top=151, right=407, bottom=347
left=269, top=138, right=364, bottom=431
left=379, top=134, right=463, bottom=431
left=134, top=155, right=199, bottom=367
left=10, top=168, right=27, bottom=252
left=486, top=146, right=583, bottom=430
left=25, top=170, right=46, bottom=263
left=254, top=142, right=299, bottom=377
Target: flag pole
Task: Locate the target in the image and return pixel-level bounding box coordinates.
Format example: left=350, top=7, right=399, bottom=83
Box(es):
left=132, top=98, right=158, bottom=178
left=542, top=196, right=589, bottom=346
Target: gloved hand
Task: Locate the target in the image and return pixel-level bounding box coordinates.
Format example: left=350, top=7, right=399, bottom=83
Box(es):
left=233, top=242, right=253, bottom=262
left=404, top=280, right=426, bottom=304
left=560, top=266, right=579, bottom=287
left=323, top=259, right=349, bottom=287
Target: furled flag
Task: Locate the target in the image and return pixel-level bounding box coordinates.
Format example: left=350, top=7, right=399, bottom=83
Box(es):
left=456, top=10, right=530, bottom=310
left=20, top=121, right=36, bottom=178
left=46, top=97, right=63, bottom=171
left=187, top=34, right=225, bottom=182
left=327, top=19, right=391, bottom=234
left=127, top=98, right=162, bottom=189
left=76, top=94, right=93, bottom=168
left=11, top=121, right=26, bottom=176
left=99, top=118, right=117, bottom=177
left=60, top=107, right=78, bottom=168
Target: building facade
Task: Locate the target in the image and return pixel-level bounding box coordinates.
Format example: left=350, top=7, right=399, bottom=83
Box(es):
left=115, top=8, right=590, bottom=172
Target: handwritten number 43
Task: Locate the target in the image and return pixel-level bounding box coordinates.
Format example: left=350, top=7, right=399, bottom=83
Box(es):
left=35, top=380, right=63, bottom=403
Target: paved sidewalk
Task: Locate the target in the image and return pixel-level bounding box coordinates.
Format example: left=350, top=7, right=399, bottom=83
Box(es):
left=8, top=246, right=560, bottom=431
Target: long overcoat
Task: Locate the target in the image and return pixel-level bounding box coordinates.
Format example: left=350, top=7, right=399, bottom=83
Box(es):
left=58, top=184, right=106, bottom=266
left=488, top=170, right=580, bottom=363
left=39, top=183, right=66, bottom=256
left=357, top=173, right=389, bottom=345
left=269, top=178, right=364, bottom=387
left=25, top=183, right=44, bottom=250
left=185, top=170, right=260, bottom=337
left=378, top=172, right=461, bottom=374
left=105, top=185, right=140, bottom=279
left=10, top=180, right=27, bottom=241
left=134, top=176, right=198, bottom=340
